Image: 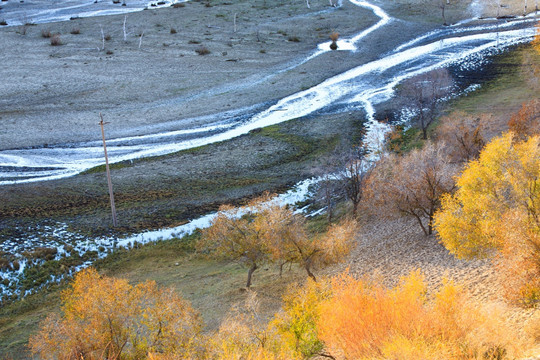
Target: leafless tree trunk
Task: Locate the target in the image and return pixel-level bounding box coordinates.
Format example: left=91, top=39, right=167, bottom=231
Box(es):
left=246, top=262, right=258, bottom=288
left=401, top=68, right=454, bottom=140
left=339, top=146, right=372, bottom=218
left=100, top=24, right=105, bottom=51
left=440, top=0, right=448, bottom=25
left=138, top=30, right=144, bottom=49
left=123, top=16, right=128, bottom=42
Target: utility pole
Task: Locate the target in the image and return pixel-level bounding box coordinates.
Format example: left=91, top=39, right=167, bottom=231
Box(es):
left=99, top=113, right=117, bottom=227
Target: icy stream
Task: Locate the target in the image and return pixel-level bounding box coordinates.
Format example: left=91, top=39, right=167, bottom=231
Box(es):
left=0, top=5, right=537, bottom=184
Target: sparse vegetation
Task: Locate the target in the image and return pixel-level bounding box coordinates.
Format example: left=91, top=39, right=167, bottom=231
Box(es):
left=49, top=34, right=62, bottom=46
left=329, top=31, right=339, bottom=50
left=40, top=29, right=52, bottom=38
left=170, top=27, right=177, bottom=34
left=195, top=45, right=210, bottom=55
left=70, top=27, right=80, bottom=34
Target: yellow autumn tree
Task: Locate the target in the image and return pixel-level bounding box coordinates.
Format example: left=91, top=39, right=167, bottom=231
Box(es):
left=207, top=291, right=295, bottom=360
left=29, top=268, right=203, bottom=360
left=435, top=133, right=540, bottom=305
left=262, top=202, right=357, bottom=281
left=199, top=194, right=357, bottom=286
left=271, top=279, right=332, bottom=359
left=198, top=196, right=276, bottom=288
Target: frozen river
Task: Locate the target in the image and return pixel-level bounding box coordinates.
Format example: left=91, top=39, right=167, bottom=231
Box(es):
left=0, top=0, right=537, bottom=185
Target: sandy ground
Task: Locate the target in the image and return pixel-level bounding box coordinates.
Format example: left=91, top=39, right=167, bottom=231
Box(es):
left=324, top=214, right=540, bottom=346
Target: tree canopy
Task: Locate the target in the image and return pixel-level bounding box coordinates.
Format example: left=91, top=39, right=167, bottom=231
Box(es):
left=435, top=133, right=540, bottom=305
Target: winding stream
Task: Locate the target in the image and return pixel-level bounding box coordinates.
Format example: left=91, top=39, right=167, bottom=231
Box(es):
left=0, top=0, right=537, bottom=184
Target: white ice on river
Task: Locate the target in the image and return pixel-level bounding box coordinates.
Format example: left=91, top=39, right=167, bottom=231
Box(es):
left=0, top=10, right=536, bottom=184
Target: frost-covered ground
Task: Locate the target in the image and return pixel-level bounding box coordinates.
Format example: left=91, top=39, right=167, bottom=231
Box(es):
left=0, top=6, right=537, bottom=184
left=0, top=0, right=186, bottom=26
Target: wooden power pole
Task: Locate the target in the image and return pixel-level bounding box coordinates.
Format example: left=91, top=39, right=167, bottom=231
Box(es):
left=99, top=113, right=118, bottom=227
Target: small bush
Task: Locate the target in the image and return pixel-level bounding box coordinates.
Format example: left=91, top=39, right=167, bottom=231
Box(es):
left=70, top=27, right=80, bottom=34
left=25, top=247, right=58, bottom=261
left=195, top=46, right=210, bottom=55
left=288, top=36, right=300, bottom=42
left=41, top=29, right=52, bottom=38
left=104, top=33, right=111, bottom=41
left=0, top=20, right=7, bottom=26
left=0, top=257, right=9, bottom=270
left=106, top=50, right=113, bottom=55
left=50, top=34, right=62, bottom=46
left=170, top=27, right=177, bottom=34
left=188, top=39, right=200, bottom=44
left=317, top=271, right=525, bottom=359
left=329, top=31, right=339, bottom=42
left=172, top=2, right=185, bottom=7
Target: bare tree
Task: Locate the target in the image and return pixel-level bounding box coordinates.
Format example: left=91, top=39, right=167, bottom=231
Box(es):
left=439, top=0, right=451, bottom=25
left=313, top=152, right=342, bottom=222
left=435, top=111, right=488, bottom=163
left=401, top=68, right=454, bottom=140
left=367, top=142, right=457, bottom=235
left=337, top=145, right=373, bottom=218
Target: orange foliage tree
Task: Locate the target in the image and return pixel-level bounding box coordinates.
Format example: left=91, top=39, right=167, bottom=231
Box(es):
left=316, top=271, right=523, bottom=359
left=435, top=111, right=489, bottom=163
left=263, top=203, right=357, bottom=281
left=508, top=99, right=540, bottom=141
left=367, top=141, right=457, bottom=235
left=199, top=195, right=357, bottom=285
left=198, top=197, right=275, bottom=288
left=29, top=268, right=202, bottom=360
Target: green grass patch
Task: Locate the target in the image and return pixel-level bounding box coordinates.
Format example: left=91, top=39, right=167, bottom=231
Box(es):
left=386, top=125, right=425, bottom=154
left=449, top=44, right=538, bottom=118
